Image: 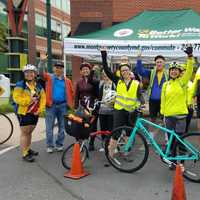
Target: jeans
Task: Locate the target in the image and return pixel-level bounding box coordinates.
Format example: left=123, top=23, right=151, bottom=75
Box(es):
left=45, top=103, right=67, bottom=147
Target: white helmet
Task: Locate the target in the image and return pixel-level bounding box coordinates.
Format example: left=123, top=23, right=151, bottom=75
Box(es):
left=103, top=90, right=116, bottom=105
left=23, top=64, right=37, bottom=73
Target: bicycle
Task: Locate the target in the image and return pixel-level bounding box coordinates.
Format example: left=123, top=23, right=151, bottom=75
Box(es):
left=61, top=130, right=111, bottom=169
left=104, top=109, right=200, bottom=183
left=0, top=112, right=14, bottom=145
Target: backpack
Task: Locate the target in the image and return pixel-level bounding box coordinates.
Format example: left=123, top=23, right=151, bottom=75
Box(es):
left=10, top=81, right=26, bottom=113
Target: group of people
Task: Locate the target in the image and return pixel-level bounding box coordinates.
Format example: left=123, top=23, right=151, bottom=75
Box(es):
left=13, top=46, right=199, bottom=163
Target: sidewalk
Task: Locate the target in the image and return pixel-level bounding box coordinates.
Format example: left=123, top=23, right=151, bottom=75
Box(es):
left=1, top=113, right=46, bottom=148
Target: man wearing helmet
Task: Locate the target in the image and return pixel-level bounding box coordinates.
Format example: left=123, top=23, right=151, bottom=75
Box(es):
left=13, top=64, right=46, bottom=162
left=38, top=54, right=74, bottom=153
left=160, top=46, right=195, bottom=168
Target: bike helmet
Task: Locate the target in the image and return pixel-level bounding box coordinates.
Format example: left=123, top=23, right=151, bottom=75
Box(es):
left=168, top=62, right=183, bottom=71
left=103, top=90, right=117, bottom=105
left=23, top=64, right=37, bottom=73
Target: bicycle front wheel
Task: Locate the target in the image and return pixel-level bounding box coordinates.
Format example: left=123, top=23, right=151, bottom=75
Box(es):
left=175, top=132, right=200, bottom=183
left=61, top=143, right=89, bottom=170
left=0, top=113, right=13, bottom=145
left=105, top=126, right=149, bottom=173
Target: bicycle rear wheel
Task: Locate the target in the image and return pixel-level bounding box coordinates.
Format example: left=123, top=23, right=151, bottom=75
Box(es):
left=105, top=126, right=149, bottom=173
left=175, top=132, right=200, bottom=183
left=61, top=143, right=89, bottom=170
left=0, top=113, right=13, bottom=145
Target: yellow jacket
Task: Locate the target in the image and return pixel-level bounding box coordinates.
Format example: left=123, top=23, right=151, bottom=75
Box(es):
left=190, top=66, right=200, bottom=99
left=13, top=80, right=46, bottom=115
left=161, top=57, right=194, bottom=116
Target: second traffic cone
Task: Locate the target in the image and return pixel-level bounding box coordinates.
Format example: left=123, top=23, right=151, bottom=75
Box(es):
left=64, top=142, right=90, bottom=179
left=171, top=164, right=187, bottom=200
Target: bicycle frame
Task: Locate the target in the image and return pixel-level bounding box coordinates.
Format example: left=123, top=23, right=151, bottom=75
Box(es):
left=124, top=117, right=199, bottom=161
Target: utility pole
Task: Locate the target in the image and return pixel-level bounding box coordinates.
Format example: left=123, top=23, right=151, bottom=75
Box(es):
left=46, top=0, right=52, bottom=72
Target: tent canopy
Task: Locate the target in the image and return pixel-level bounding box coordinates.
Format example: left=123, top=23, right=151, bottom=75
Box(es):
left=64, top=9, right=200, bottom=63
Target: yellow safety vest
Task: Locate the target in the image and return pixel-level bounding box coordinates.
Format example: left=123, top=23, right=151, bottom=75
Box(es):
left=114, top=79, right=140, bottom=111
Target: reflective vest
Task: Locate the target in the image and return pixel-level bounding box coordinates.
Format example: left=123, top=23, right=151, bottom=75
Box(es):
left=114, top=80, right=139, bottom=111
left=147, top=68, right=168, bottom=96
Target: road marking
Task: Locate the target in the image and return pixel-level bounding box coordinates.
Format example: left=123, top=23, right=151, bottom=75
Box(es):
left=0, top=145, right=18, bottom=156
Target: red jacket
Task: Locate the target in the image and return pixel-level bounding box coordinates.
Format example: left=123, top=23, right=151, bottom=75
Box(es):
left=43, top=72, right=74, bottom=108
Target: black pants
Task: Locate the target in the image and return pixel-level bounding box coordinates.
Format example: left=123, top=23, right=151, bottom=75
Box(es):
left=185, top=108, right=193, bottom=133
left=89, top=116, right=98, bottom=146
left=99, top=114, right=113, bottom=140
left=149, top=99, right=161, bottom=119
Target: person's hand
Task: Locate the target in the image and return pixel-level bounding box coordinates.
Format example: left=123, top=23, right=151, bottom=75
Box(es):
left=184, top=45, right=193, bottom=57
left=92, top=65, right=100, bottom=71
left=40, top=52, right=48, bottom=61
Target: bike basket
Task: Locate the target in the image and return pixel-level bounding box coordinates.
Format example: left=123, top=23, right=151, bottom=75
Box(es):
left=64, top=115, right=91, bottom=140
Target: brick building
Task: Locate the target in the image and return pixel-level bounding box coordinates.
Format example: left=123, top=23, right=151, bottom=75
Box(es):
left=0, top=0, right=71, bottom=82
left=70, top=0, right=200, bottom=82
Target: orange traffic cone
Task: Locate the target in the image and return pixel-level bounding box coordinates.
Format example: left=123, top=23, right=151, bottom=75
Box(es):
left=64, top=142, right=90, bottom=179
left=171, top=164, right=187, bottom=200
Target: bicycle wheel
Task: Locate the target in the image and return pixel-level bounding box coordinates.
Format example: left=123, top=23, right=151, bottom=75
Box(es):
left=105, top=126, right=149, bottom=173
left=175, top=132, right=200, bottom=183
left=0, top=113, right=13, bottom=145
left=61, top=143, right=89, bottom=170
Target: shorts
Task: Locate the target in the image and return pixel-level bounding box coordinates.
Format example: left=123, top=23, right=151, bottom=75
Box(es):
left=149, top=99, right=161, bottom=119
left=17, top=113, right=39, bottom=126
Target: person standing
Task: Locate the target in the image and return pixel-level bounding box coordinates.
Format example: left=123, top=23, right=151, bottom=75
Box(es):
left=160, top=46, right=194, bottom=164
left=100, top=48, right=144, bottom=157
left=38, top=54, right=74, bottom=153
left=74, top=62, right=100, bottom=151
left=135, top=52, right=168, bottom=136
left=13, top=64, right=46, bottom=162
left=99, top=70, right=115, bottom=132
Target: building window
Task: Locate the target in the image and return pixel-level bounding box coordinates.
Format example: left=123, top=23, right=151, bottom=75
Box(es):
left=62, top=24, right=70, bottom=38
left=61, top=0, right=70, bottom=14
left=35, top=13, right=46, bottom=37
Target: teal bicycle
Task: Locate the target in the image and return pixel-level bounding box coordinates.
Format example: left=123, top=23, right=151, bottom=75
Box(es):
left=105, top=110, right=200, bottom=183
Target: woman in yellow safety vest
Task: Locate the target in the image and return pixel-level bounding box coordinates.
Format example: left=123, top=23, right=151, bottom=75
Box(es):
left=100, top=48, right=144, bottom=157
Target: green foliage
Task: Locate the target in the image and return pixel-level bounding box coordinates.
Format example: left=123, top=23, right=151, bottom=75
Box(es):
left=0, top=22, right=7, bottom=52
left=0, top=103, right=14, bottom=113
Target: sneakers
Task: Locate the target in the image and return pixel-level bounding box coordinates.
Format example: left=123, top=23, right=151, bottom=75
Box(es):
left=46, top=147, right=54, bottom=153
left=46, top=146, right=64, bottom=153
left=55, top=146, right=64, bottom=152
left=28, top=149, right=39, bottom=156
left=99, top=147, right=105, bottom=152
left=23, top=154, right=35, bottom=163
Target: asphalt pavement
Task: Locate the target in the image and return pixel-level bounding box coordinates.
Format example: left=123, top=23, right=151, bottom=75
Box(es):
left=0, top=114, right=199, bottom=200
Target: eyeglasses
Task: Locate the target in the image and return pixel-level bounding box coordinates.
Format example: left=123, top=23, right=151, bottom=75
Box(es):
left=120, top=69, right=129, bottom=73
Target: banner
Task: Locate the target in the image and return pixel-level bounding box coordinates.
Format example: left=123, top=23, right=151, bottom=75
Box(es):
left=64, top=38, right=200, bottom=59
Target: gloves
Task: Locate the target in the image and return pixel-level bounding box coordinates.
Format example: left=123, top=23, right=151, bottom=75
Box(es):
left=184, top=46, right=193, bottom=57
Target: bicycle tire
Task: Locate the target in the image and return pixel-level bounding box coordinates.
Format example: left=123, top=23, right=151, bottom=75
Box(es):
left=175, top=132, right=200, bottom=183
left=61, top=143, right=89, bottom=170
left=0, top=113, right=14, bottom=145
left=105, top=126, right=149, bottom=173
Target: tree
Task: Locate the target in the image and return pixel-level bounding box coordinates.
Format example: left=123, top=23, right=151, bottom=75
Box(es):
left=0, top=22, right=7, bottom=52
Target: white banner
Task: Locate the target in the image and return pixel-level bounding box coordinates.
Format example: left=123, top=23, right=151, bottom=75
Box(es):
left=64, top=38, right=200, bottom=62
